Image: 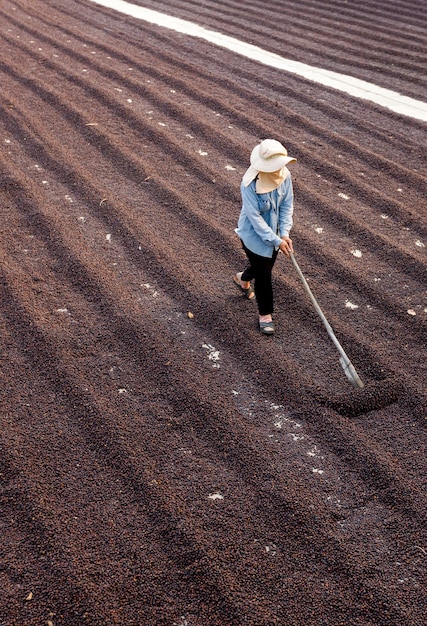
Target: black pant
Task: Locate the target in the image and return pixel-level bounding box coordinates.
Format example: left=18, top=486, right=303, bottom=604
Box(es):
left=240, top=242, right=279, bottom=316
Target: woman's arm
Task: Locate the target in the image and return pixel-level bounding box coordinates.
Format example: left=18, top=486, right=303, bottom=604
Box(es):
left=278, top=176, right=294, bottom=238
left=278, top=177, right=294, bottom=256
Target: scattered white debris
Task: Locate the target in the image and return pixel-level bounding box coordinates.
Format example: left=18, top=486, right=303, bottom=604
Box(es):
left=141, top=283, right=158, bottom=298
left=225, top=165, right=236, bottom=171
left=118, top=388, right=128, bottom=394
left=56, top=307, right=69, bottom=314
left=269, top=402, right=283, bottom=411
left=127, top=98, right=132, bottom=103
left=65, top=195, right=73, bottom=203
left=202, top=343, right=220, bottom=368
left=397, top=188, right=403, bottom=192
left=312, top=468, right=324, bottom=474
left=289, top=433, right=305, bottom=442
left=232, top=389, right=239, bottom=395
left=338, top=193, right=349, bottom=200
left=381, top=214, right=389, bottom=219
left=407, top=309, right=417, bottom=316
left=327, top=495, right=342, bottom=506
left=198, top=149, right=208, bottom=156
left=42, top=180, right=48, bottom=185
left=351, top=249, right=362, bottom=258
left=158, top=122, right=166, bottom=126
left=374, top=277, right=381, bottom=282
left=208, top=492, right=224, bottom=501
left=106, top=233, right=112, bottom=243
left=272, top=410, right=301, bottom=431
left=114, top=87, right=123, bottom=92
left=170, top=89, right=176, bottom=93
left=415, top=240, right=425, bottom=248
left=345, top=300, right=359, bottom=309
left=78, top=216, right=86, bottom=222
left=185, top=134, right=194, bottom=139
left=4, top=139, right=11, bottom=144
left=314, top=226, right=324, bottom=234
left=265, top=543, right=277, bottom=556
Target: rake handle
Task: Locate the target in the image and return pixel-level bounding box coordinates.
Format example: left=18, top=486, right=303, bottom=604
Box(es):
left=289, top=253, right=351, bottom=365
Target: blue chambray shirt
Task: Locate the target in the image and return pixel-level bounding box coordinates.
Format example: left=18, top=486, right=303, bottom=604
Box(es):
left=235, top=174, right=294, bottom=258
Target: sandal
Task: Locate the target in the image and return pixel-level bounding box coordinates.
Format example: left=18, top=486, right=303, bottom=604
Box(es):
left=259, top=320, right=275, bottom=335
left=233, top=273, right=255, bottom=300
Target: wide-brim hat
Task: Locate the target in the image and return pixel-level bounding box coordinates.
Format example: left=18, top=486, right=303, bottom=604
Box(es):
left=243, top=139, right=296, bottom=187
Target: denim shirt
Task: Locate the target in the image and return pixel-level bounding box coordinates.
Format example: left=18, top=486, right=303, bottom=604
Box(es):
left=235, top=174, right=294, bottom=258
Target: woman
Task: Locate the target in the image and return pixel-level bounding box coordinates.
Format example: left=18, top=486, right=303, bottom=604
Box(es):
left=234, top=139, right=296, bottom=335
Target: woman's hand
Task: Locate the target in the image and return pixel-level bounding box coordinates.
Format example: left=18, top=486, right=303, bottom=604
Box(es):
left=279, top=236, right=294, bottom=257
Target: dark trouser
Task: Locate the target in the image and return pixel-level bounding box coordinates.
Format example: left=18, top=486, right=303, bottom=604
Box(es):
left=240, top=242, right=279, bottom=316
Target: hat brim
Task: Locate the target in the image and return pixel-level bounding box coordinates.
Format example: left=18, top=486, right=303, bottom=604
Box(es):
left=250, top=144, right=296, bottom=173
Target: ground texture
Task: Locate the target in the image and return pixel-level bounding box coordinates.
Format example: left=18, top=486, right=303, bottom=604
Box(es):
left=0, top=1, right=426, bottom=624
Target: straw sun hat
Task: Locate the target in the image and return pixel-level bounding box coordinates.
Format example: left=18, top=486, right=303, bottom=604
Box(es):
left=243, top=139, right=296, bottom=187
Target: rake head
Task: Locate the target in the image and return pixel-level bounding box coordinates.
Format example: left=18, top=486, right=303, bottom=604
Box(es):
left=340, top=357, right=364, bottom=389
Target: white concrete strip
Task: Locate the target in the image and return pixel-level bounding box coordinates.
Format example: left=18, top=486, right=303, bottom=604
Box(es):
left=91, top=0, right=427, bottom=122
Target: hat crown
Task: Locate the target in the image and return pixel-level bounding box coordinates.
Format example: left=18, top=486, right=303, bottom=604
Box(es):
left=243, top=138, right=296, bottom=185
left=258, top=139, right=287, bottom=160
